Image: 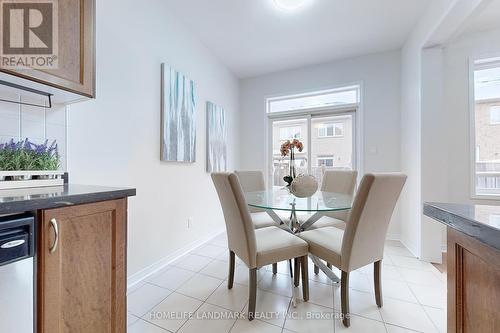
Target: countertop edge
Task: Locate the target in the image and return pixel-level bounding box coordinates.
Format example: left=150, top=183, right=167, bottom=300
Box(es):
left=423, top=202, right=500, bottom=252
left=0, top=187, right=136, bottom=215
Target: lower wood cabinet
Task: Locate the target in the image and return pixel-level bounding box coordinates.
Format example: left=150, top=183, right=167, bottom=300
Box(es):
left=37, top=199, right=127, bottom=333
left=447, top=228, right=500, bottom=333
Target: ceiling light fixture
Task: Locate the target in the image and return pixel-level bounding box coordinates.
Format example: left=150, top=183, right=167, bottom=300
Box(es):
left=273, top=0, right=310, bottom=11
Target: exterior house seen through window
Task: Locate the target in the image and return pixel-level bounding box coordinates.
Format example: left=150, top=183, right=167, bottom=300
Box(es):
left=490, top=106, right=500, bottom=125
left=268, top=85, right=359, bottom=187
left=472, top=59, right=500, bottom=196
left=318, top=123, right=344, bottom=138
left=279, top=126, right=302, bottom=140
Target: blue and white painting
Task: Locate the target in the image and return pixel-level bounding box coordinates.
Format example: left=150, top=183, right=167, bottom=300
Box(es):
left=161, top=64, right=196, bottom=162
left=206, top=102, right=227, bottom=172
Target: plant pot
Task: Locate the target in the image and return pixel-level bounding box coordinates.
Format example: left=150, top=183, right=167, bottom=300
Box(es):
left=0, top=171, right=64, bottom=190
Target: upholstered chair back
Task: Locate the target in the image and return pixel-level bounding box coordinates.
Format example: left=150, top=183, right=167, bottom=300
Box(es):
left=235, top=170, right=266, bottom=213
left=321, top=170, right=358, bottom=221
left=211, top=173, right=257, bottom=268
left=341, top=173, right=406, bottom=271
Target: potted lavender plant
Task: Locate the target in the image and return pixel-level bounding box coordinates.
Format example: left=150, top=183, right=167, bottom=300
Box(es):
left=0, top=138, right=63, bottom=189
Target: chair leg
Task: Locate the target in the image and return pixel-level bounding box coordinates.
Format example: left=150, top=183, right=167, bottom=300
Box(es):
left=374, top=260, right=383, bottom=308
left=300, top=256, right=309, bottom=301
left=272, top=263, right=278, bottom=275
left=228, top=251, right=235, bottom=289
left=248, top=268, right=257, bottom=321
left=314, top=264, right=319, bottom=275
left=341, top=271, right=350, bottom=327
left=294, top=258, right=300, bottom=287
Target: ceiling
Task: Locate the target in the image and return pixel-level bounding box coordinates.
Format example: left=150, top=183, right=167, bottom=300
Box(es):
left=460, top=0, right=500, bottom=36
left=165, top=0, right=431, bottom=78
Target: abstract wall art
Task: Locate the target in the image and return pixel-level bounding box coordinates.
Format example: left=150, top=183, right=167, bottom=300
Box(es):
left=206, top=101, right=227, bottom=172
left=161, top=64, right=196, bottom=162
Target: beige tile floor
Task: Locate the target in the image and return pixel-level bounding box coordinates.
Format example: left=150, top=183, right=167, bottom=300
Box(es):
left=128, top=233, right=446, bottom=333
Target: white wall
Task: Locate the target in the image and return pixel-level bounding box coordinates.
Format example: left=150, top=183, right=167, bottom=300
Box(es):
left=0, top=97, right=67, bottom=169
left=399, top=0, right=456, bottom=258
left=421, top=47, right=448, bottom=261
left=239, top=50, right=403, bottom=238
left=67, top=0, right=240, bottom=279
left=399, top=0, right=493, bottom=260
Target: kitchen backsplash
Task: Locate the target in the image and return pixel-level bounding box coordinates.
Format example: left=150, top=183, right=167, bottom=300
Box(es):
left=0, top=97, right=67, bottom=171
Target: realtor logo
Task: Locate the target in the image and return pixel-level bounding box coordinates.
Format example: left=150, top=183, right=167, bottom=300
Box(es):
left=0, top=0, right=58, bottom=69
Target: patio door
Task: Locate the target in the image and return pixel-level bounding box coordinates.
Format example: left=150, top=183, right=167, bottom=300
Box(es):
left=269, top=110, right=356, bottom=187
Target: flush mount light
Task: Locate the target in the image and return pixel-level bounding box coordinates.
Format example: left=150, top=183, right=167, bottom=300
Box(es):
left=273, top=0, right=310, bottom=11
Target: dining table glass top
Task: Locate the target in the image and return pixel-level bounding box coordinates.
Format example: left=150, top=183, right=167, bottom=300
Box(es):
left=245, top=188, right=353, bottom=212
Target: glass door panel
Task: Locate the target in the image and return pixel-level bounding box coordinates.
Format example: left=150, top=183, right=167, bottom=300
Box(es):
left=271, top=118, right=308, bottom=187
left=310, top=114, right=354, bottom=184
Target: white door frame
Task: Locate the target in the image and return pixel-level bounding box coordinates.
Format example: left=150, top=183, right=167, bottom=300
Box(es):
left=266, top=106, right=359, bottom=187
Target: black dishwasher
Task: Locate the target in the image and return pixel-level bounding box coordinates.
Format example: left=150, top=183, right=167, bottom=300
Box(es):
left=0, top=214, right=35, bottom=333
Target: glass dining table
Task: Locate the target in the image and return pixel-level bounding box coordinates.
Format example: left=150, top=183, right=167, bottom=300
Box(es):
left=245, top=188, right=353, bottom=285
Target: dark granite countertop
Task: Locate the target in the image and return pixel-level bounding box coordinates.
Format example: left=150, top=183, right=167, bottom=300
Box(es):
left=423, top=202, right=500, bottom=251
left=0, top=184, right=136, bottom=215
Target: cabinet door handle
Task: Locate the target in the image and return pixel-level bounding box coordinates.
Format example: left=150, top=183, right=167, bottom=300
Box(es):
left=49, top=218, right=59, bottom=253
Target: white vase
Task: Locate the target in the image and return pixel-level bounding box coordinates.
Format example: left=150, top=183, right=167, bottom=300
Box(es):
left=290, top=174, right=318, bottom=198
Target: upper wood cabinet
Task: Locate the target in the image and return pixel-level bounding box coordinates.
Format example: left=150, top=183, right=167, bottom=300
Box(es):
left=0, top=0, right=96, bottom=98
left=38, top=199, right=126, bottom=333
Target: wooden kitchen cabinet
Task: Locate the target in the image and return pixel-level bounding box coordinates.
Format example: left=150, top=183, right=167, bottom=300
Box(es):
left=0, top=0, right=96, bottom=98
left=37, top=199, right=127, bottom=333
left=447, top=228, right=500, bottom=333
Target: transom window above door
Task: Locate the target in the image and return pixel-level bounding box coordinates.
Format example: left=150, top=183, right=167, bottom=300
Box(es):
left=267, top=86, right=359, bottom=113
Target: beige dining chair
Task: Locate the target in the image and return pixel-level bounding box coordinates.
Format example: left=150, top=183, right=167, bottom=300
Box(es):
left=212, top=172, right=310, bottom=320
left=310, top=170, right=357, bottom=273
left=299, top=173, right=406, bottom=327
left=234, top=170, right=278, bottom=229
left=311, top=169, right=358, bottom=230
left=235, top=170, right=283, bottom=274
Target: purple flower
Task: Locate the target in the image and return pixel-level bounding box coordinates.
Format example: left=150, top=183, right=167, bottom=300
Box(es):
left=7, top=138, right=16, bottom=150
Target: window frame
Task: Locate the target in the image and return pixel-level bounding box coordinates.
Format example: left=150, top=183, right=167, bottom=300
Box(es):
left=265, top=83, right=363, bottom=187
left=469, top=56, right=500, bottom=200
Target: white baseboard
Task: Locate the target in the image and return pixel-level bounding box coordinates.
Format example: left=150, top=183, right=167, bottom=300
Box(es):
left=127, top=228, right=225, bottom=290
left=399, top=238, right=420, bottom=259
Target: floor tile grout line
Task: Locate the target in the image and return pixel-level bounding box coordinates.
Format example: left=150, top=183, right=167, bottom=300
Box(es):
left=130, top=240, right=444, bottom=332
left=172, top=256, right=216, bottom=273
left=130, top=285, right=174, bottom=318
left=168, top=296, right=207, bottom=333
left=384, top=322, right=425, bottom=333
left=281, top=298, right=293, bottom=331
left=407, top=284, right=444, bottom=333
left=132, top=318, right=175, bottom=332
left=377, top=285, right=440, bottom=333
left=175, top=269, right=225, bottom=291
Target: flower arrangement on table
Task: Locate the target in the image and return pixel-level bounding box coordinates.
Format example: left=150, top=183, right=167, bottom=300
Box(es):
left=280, top=139, right=303, bottom=187
left=0, top=138, right=60, bottom=171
